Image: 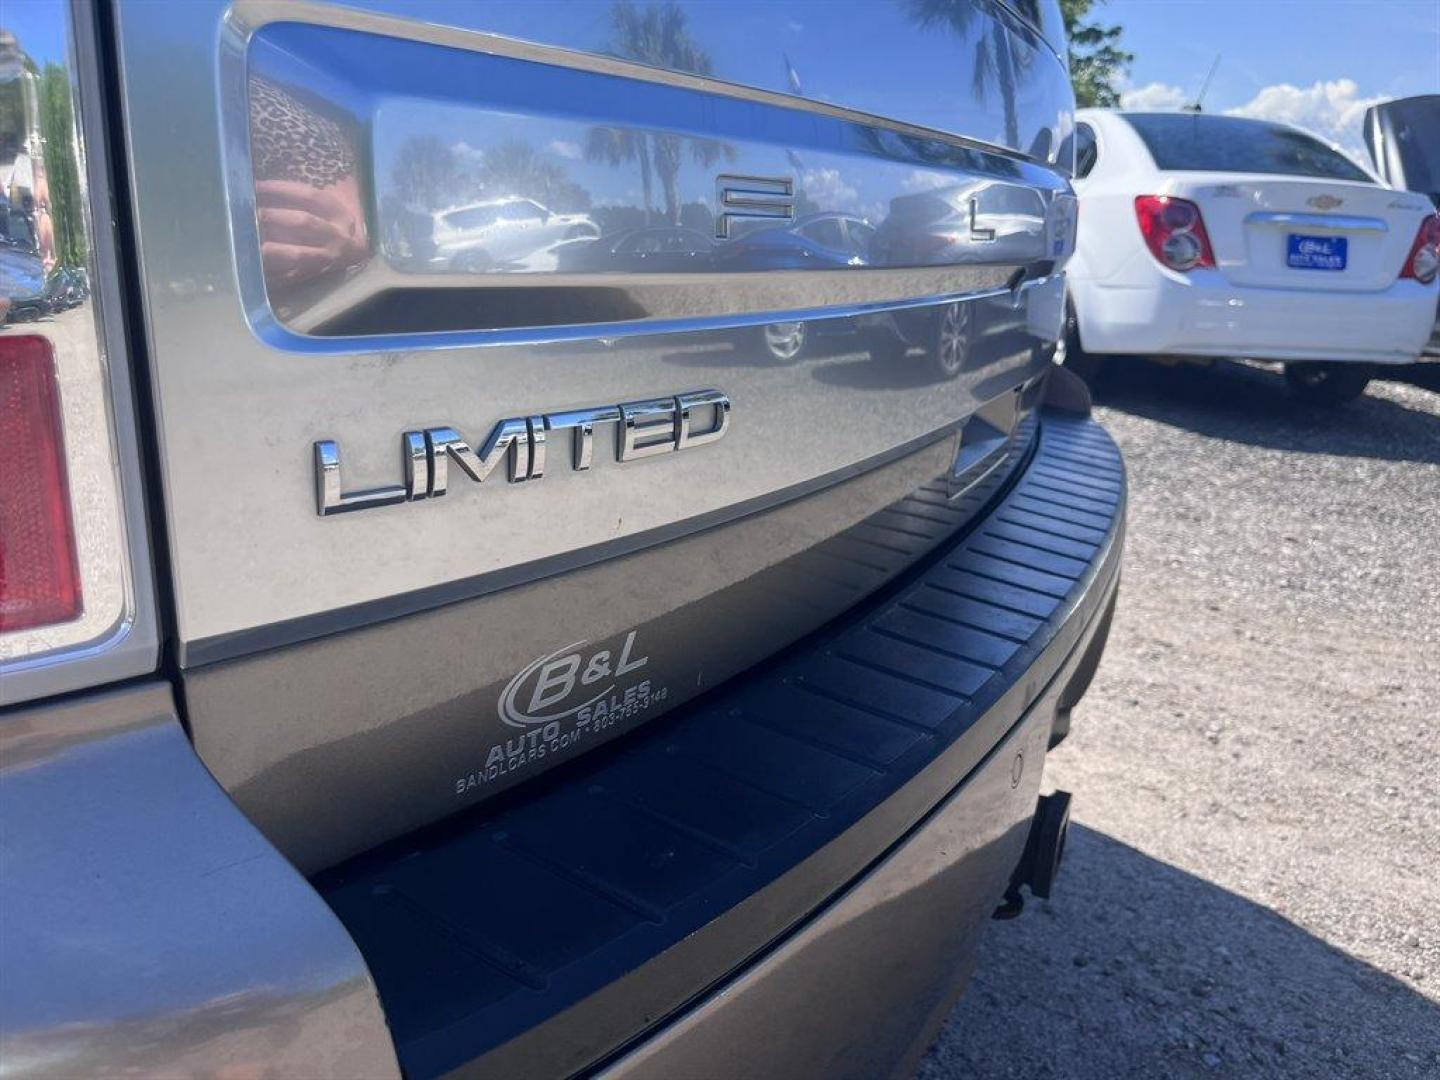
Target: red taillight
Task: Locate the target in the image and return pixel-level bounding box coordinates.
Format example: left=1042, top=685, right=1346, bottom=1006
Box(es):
left=1400, top=213, right=1440, bottom=284
left=0, top=335, right=82, bottom=632
left=1134, top=195, right=1216, bottom=272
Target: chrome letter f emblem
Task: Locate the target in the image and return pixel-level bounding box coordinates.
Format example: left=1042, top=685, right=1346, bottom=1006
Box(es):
left=715, top=174, right=795, bottom=239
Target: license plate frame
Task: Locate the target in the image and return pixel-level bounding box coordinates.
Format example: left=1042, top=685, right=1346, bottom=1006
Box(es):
left=1286, top=233, right=1348, bottom=271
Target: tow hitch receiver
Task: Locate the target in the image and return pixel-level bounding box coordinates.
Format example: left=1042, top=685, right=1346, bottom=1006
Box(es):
left=993, top=791, right=1072, bottom=919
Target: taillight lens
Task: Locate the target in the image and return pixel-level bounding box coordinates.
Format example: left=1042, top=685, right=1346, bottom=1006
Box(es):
left=2, top=1, right=152, bottom=704
left=1134, top=195, right=1216, bottom=272
left=1400, top=213, right=1440, bottom=284
left=0, top=336, right=82, bottom=632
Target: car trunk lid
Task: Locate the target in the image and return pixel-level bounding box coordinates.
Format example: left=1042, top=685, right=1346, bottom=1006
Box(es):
left=1168, top=176, right=1427, bottom=291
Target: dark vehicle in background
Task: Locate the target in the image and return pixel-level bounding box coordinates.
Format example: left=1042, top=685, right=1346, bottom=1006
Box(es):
left=1, top=4, right=1121, bottom=1079
left=712, top=213, right=879, bottom=362
left=44, top=266, right=87, bottom=312
left=557, top=225, right=715, bottom=273
left=1, top=192, right=46, bottom=322
left=716, top=211, right=876, bottom=270
left=1366, top=94, right=1440, bottom=358
left=0, top=241, right=45, bottom=322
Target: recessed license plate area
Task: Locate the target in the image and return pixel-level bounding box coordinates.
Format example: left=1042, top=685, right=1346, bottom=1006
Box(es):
left=1286, top=233, right=1347, bottom=271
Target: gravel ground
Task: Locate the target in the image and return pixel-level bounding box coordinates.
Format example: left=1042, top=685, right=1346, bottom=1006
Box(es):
left=919, top=359, right=1440, bottom=1079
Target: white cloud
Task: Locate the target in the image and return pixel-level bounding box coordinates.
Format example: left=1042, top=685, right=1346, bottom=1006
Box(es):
left=901, top=169, right=953, bottom=192
left=801, top=167, right=860, bottom=209
left=1119, top=81, right=1189, bottom=111
left=548, top=139, right=582, bottom=160
left=1224, top=79, right=1383, bottom=163
left=1116, top=77, right=1383, bottom=166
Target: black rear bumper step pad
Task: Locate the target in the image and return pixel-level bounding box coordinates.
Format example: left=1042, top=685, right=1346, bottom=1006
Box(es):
left=317, top=411, right=1124, bottom=1079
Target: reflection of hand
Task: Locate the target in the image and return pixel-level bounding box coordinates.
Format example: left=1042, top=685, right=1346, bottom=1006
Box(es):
left=256, top=177, right=367, bottom=289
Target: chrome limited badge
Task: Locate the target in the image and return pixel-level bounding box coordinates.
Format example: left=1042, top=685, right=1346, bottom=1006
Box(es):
left=314, top=389, right=730, bottom=516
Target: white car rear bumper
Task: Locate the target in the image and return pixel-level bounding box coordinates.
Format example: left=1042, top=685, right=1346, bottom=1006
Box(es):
left=1075, top=270, right=1438, bottom=365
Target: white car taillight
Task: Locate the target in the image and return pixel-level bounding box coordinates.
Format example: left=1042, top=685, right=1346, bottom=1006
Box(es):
left=1134, top=195, right=1216, bottom=272
left=1, top=5, right=156, bottom=704
left=1400, top=213, right=1440, bottom=284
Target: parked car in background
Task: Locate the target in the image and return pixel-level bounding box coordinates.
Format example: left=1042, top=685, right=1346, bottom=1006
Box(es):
left=715, top=211, right=876, bottom=270
left=556, top=225, right=715, bottom=274
left=1064, top=110, right=1440, bottom=403
left=432, top=195, right=600, bottom=271
left=1, top=192, right=47, bottom=323
left=43, top=266, right=87, bottom=312
left=1365, top=94, right=1440, bottom=359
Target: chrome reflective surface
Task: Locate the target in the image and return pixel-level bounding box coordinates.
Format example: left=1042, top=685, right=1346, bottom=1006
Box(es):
left=1245, top=211, right=1390, bottom=234
left=0, top=683, right=398, bottom=1079
left=0, top=0, right=157, bottom=704
left=225, top=11, right=1073, bottom=343
left=114, top=0, right=1075, bottom=654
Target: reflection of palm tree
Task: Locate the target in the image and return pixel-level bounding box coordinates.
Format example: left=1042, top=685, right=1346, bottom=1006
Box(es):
left=587, top=2, right=733, bottom=225
left=391, top=134, right=467, bottom=211
left=903, top=0, right=1026, bottom=150
left=586, top=125, right=655, bottom=222
left=478, top=138, right=590, bottom=211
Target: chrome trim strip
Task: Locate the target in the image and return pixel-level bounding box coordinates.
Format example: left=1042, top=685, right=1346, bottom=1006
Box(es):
left=226, top=0, right=1040, bottom=167
left=1245, top=211, right=1390, bottom=234
left=252, top=278, right=1023, bottom=356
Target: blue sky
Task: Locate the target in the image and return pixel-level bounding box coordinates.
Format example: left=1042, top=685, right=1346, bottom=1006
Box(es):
left=5, top=0, right=1436, bottom=161
left=1109, top=0, right=1440, bottom=157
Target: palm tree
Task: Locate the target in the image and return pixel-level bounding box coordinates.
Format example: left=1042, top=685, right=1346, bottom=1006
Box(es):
left=903, top=0, right=1025, bottom=150
left=391, top=134, right=469, bottom=211
left=585, top=125, right=655, bottom=222
left=477, top=138, right=590, bottom=211
left=588, top=2, right=733, bottom=225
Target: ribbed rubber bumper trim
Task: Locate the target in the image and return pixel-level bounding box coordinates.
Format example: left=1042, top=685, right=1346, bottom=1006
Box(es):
left=317, top=410, right=1125, bottom=1079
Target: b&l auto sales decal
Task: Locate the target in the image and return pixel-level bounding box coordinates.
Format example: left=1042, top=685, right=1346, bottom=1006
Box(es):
left=454, top=630, right=670, bottom=795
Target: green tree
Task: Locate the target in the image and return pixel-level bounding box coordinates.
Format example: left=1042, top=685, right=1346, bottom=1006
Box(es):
left=475, top=138, right=590, bottom=212
left=1061, top=0, right=1132, bottom=108
left=590, top=2, right=732, bottom=224
left=391, top=134, right=469, bottom=211
left=905, top=0, right=1024, bottom=149
left=585, top=124, right=655, bottom=221
left=38, top=64, right=87, bottom=268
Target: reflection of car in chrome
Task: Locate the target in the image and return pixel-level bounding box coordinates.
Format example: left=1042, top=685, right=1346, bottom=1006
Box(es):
left=856, top=300, right=977, bottom=380
left=872, top=183, right=1047, bottom=267
left=433, top=196, right=600, bottom=271
left=556, top=225, right=714, bottom=273
left=715, top=215, right=874, bottom=361
left=0, top=243, right=48, bottom=322
left=1, top=194, right=50, bottom=323
left=1066, top=109, right=1440, bottom=404
left=716, top=212, right=875, bottom=269
left=44, top=267, right=88, bottom=313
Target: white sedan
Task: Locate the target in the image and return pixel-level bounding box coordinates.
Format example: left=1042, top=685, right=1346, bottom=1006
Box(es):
left=1064, top=109, right=1440, bottom=403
